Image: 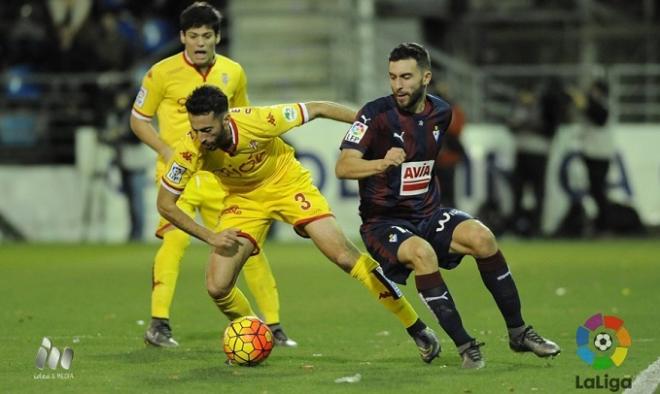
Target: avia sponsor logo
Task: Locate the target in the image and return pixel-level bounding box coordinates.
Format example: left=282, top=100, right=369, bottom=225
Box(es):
left=574, top=313, right=633, bottom=391
left=399, top=160, right=433, bottom=196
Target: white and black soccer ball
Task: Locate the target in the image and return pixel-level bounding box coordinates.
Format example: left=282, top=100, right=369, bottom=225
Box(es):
left=594, top=332, right=613, bottom=351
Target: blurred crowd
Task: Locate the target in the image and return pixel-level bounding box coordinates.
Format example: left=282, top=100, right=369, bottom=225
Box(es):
left=0, top=0, right=204, bottom=73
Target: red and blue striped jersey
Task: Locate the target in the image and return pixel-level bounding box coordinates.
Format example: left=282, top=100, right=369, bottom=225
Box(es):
left=340, top=94, right=452, bottom=221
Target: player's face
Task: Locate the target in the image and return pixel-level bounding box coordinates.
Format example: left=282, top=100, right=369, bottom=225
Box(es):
left=180, top=26, right=220, bottom=67
left=189, top=111, right=228, bottom=151
left=389, top=59, right=431, bottom=112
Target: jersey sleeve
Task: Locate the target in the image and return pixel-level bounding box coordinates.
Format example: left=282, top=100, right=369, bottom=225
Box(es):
left=339, top=104, right=377, bottom=154
left=160, top=134, right=201, bottom=195
left=131, top=66, right=164, bottom=121
left=230, top=65, right=250, bottom=107
left=250, top=103, right=309, bottom=138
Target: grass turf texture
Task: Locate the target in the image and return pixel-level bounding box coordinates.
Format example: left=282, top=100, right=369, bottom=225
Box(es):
left=1, top=239, right=658, bottom=393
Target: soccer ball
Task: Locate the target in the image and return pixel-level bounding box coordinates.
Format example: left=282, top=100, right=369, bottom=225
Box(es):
left=594, top=332, right=613, bottom=351
left=223, top=316, right=273, bottom=366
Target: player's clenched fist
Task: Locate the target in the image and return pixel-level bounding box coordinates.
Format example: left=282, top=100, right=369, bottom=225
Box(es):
left=209, top=228, right=242, bottom=255
left=378, top=147, right=406, bottom=172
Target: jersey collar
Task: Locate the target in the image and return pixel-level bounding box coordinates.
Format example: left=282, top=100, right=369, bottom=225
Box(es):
left=223, top=117, right=239, bottom=156
left=182, top=51, right=216, bottom=81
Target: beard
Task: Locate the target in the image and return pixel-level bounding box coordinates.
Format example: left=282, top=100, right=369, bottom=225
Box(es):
left=394, top=84, right=426, bottom=112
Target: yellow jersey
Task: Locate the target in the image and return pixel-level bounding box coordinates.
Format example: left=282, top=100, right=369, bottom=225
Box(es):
left=131, top=51, right=249, bottom=165
left=161, top=103, right=310, bottom=195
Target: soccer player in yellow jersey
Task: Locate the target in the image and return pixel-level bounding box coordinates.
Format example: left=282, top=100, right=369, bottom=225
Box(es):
left=130, top=2, right=294, bottom=348
left=157, top=85, right=442, bottom=363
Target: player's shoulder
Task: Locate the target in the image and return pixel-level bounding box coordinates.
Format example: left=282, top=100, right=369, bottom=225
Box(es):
left=361, top=95, right=396, bottom=116
left=427, top=94, right=452, bottom=114
left=147, top=52, right=187, bottom=79
left=214, top=54, right=245, bottom=74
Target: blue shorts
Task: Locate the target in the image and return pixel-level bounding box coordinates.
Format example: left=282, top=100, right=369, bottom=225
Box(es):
left=360, top=208, right=472, bottom=285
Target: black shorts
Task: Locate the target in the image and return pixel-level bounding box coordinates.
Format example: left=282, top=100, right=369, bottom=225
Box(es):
left=360, top=208, right=472, bottom=285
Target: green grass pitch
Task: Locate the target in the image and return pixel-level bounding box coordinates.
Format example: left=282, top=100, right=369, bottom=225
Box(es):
left=1, top=239, right=658, bottom=393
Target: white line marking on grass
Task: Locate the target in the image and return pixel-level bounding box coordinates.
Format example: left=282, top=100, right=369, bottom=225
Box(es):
left=624, top=357, right=660, bottom=394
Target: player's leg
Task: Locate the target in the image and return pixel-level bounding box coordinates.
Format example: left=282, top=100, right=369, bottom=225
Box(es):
left=146, top=190, right=198, bottom=348
left=205, top=236, right=256, bottom=321
left=396, top=234, right=483, bottom=368
left=450, top=219, right=560, bottom=357
left=198, top=174, right=294, bottom=346
left=303, top=216, right=439, bottom=363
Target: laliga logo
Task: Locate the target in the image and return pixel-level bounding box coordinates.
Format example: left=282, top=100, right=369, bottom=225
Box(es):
left=575, top=313, right=632, bottom=391
left=576, top=313, right=631, bottom=369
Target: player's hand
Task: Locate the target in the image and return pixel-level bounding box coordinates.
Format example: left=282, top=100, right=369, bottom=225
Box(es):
left=208, top=228, right=242, bottom=256
left=378, top=147, right=406, bottom=172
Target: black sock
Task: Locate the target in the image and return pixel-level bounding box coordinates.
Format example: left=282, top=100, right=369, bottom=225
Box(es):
left=476, top=250, right=525, bottom=329
left=416, top=272, right=472, bottom=347
left=405, top=318, right=427, bottom=337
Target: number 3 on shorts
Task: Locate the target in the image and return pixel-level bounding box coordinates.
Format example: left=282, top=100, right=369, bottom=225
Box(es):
left=295, top=193, right=311, bottom=210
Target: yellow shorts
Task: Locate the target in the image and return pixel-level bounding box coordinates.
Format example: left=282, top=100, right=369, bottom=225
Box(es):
left=155, top=170, right=225, bottom=238
left=217, top=166, right=333, bottom=254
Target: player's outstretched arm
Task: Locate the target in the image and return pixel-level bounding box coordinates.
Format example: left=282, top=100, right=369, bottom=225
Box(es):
left=336, top=147, right=406, bottom=179
left=157, top=186, right=215, bottom=242
left=304, top=101, right=356, bottom=124
left=129, top=115, right=173, bottom=161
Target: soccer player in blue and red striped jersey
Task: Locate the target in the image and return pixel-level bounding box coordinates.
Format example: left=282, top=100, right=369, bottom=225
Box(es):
left=337, top=42, right=560, bottom=369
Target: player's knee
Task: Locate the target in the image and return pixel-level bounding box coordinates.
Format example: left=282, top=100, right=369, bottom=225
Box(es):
left=400, top=238, right=437, bottom=271
left=471, top=225, right=498, bottom=257
left=206, top=280, right=232, bottom=299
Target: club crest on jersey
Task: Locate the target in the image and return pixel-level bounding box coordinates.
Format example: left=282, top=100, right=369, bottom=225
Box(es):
left=166, top=162, right=187, bottom=184
left=400, top=160, right=433, bottom=196
left=433, top=125, right=440, bottom=142
left=344, top=121, right=368, bottom=143
left=221, top=73, right=229, bottom=85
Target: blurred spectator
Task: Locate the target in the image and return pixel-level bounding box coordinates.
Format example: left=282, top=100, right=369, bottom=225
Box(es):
left=431, top=80, right=466, bottom=207
left=508, top=88, right=546, bottom=236
left=46, top=0, right=93, bottom=71
left=82, top=10, right=137, bottom=71
left=576, top=79, right=613, bottom=234
left=101, top=86, right=147, bottom=241
left=7, top=2, right=59, bottom=71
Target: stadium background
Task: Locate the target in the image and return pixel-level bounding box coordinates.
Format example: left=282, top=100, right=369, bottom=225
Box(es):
left=1, top=0, right=659, bottom=242
left=1, top=1, right=659, bottom=393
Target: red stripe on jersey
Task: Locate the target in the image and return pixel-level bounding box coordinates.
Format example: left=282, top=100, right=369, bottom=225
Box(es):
left=132, top=107, right=152, bottom=119
left=402, top=181, right=430, bottom=191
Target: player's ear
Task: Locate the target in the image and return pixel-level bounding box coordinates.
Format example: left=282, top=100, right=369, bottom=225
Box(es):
left=422, top=70, right=432, bottom=86
left=180, top=30, right=186, bottom=45
left=215, top=32, right=221, bottom=45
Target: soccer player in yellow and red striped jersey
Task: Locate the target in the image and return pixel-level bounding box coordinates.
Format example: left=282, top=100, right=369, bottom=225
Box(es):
left=157, top=85, right=442, bottom=363
left=130, top=2, right=294, bottom=348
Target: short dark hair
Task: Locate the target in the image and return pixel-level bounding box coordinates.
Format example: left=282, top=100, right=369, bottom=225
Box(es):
left=185, top=85, right=229, bottom=116
left=389, top=42, right=431, bottom=70
left=180, top=2, right=222, bottom=34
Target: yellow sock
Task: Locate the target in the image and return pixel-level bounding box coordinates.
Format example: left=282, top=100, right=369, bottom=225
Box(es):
left=242, top=253, right=280, bottom=325
left=350, top=253, right=419, bottom=328
left=151, top=229, right=190, bottom=318
left=212, top=286, right=255, bottom=321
